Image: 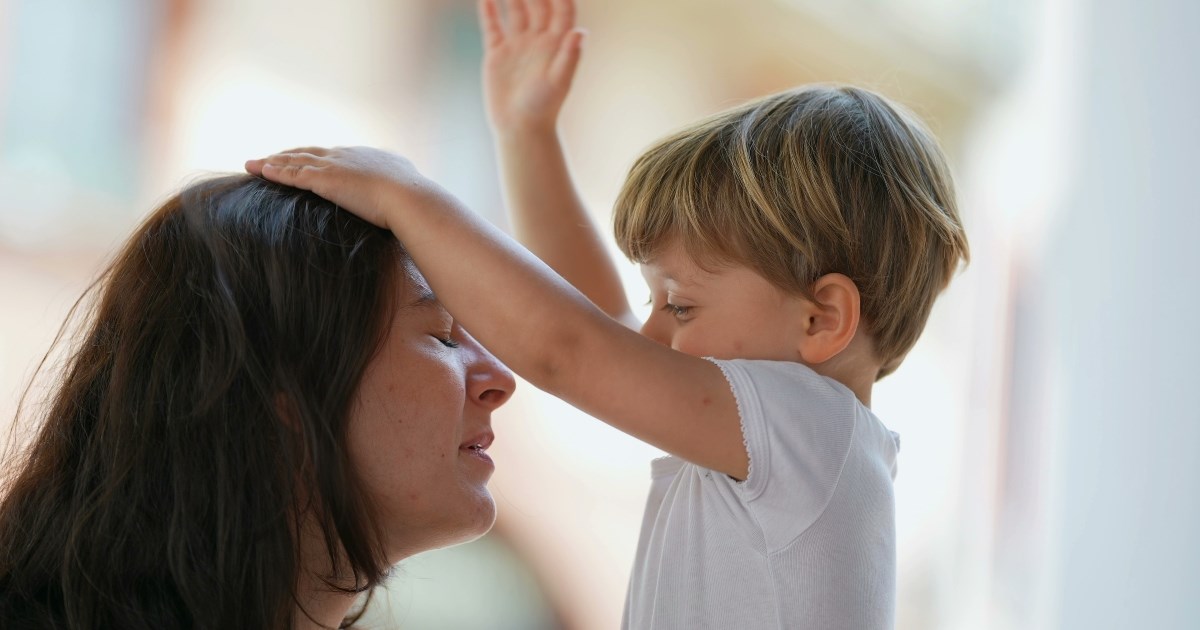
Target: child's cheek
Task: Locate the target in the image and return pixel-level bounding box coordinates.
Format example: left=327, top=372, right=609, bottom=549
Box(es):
left=672, top=332, right=708, bottom=359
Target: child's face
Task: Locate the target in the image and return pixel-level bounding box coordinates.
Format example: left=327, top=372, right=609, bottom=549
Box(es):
left=639, top=241, right=812, bottom=362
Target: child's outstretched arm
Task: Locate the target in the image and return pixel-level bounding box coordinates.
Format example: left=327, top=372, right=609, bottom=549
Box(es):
left=481, top=0, right=636, bottom=328
left=246, top=148, right=748, bottom=480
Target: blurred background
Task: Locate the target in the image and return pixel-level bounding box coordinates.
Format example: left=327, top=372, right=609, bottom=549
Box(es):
left=1, top=0, right=1197, bottom=628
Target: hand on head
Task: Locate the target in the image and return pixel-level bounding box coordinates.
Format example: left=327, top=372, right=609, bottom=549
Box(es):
left=480, top=0, right=586, bottom=133
left=0, top=174, right=502, bottom=628
left=246, top=146, right=451, bottom=234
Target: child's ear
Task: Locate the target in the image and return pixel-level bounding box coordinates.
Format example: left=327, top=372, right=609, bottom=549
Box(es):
left=797, top=273, right=860, bottom=364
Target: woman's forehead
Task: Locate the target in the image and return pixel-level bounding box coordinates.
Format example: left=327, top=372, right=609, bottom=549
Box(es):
left=396, top=258, right=432, bottom=300
left=396, top=258, right=449, bottom=316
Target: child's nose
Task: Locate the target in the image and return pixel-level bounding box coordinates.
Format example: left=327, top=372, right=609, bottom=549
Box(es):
left=639, top=311, right=672, bottom=347
left=461, top=330, right=516, bottom=409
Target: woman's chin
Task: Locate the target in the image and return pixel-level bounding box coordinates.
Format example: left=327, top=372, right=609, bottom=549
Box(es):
left=433, top=492, right=497, bottom=550
left=460, top=492, right=498, bottom=541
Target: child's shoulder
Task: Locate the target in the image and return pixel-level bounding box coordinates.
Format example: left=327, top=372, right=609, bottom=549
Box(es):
left=706, top=357, right=861, bottom=411
left=706, top=357, right=896, bottom=464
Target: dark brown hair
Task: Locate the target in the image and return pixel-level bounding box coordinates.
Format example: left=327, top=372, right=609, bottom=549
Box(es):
left=614, top=85, right=970, bottom=377
left=0, top=175, right=403, bottom=628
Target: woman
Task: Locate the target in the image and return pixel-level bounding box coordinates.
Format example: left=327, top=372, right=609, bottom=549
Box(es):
left=0, top=175, right=514, bottom=629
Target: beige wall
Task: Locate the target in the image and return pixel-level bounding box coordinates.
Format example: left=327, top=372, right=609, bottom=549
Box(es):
left=0, top=1, right=1084, bottom=628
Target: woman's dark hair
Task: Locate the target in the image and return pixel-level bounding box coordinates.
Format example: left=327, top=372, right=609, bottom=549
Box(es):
left=0, top=175, right=403, bottom=628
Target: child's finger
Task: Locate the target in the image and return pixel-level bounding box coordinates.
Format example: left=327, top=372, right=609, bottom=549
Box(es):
left=549, top=28, right=585, bottom=85
left=253, top=152, right=326, bottom=187
left=548, top=0, right=575, bottom=33
left=527, top=0, right=549, bottom=31
left=258, top=161, right=303, bottom=186
left=245, top=152, right=316, bottom=176
left=277, top=146, right=330, bottom=157
left=270, top=151, right=323, bottom=166
left=479, top=0, right=504, bottom=47
left=508, top=0, right=530, bottom=32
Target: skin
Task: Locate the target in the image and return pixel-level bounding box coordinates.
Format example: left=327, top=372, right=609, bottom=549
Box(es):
left=480, top=0, right=635, bottom=325
left=641, top=241, right=879, bottom=404
left=243, top=0, right=880, bottom=490
left=294, top=260, right=515, bottom=628
left=350, top=260, right=514, bottom=558
left=478, top=0, right=879, bottom=400
left=242, top=145, right=874, bottom=485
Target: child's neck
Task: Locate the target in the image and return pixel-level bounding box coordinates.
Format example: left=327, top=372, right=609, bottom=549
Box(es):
left=810, top=333, right=879, bottom=408
left=839, top=370, right=874, bottom=408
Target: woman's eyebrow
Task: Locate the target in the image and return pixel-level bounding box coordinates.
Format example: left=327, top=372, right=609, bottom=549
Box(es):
left=403, top=289, right=441, bottom=311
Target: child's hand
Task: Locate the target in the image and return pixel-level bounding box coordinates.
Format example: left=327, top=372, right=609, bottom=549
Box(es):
left=481, top=0, right=586, bottom=134
left=245, top=147, right=448, bottom=232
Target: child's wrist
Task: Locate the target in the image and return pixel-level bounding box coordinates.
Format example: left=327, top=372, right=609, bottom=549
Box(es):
left=492, top=114, right=556, bottom=139
left=493, top=117, right=560, bottom=143
left=403, top=175, right=467, bottom=215
left=372, top=186, right=456, bottom=236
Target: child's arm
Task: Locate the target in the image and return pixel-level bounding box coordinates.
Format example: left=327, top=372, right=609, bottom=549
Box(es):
left=480, top=0, right=636, bottom=327
left=246, top=148, right=748, bottom=480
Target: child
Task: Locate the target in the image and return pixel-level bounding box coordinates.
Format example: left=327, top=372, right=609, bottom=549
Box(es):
left=246, top=2, right=969, bottom=627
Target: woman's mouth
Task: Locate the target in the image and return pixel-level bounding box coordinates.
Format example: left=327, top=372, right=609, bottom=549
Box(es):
left=461, top=430, right=494, bottom=467
left=464, top=443, right=494, bottom=466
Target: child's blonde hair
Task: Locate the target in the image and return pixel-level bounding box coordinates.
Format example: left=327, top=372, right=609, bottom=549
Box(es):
left=614, top=85, right=969, bottom=378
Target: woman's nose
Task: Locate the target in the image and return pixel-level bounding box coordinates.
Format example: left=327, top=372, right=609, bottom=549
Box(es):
left=461, top=329, right=516, bottom=409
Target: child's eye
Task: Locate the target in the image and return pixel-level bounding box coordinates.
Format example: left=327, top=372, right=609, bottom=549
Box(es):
left=661, top=303, right=693, bottom=319
left=434, top=334, right=460, bottom=348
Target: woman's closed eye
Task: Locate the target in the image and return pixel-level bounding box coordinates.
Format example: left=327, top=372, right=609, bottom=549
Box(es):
left=433, top=322, right=460, bottom=348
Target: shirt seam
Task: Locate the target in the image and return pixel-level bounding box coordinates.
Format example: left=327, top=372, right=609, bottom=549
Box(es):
left=705, top=358, right=770, bottom=501
left=770, top=402, right=860, bottom=555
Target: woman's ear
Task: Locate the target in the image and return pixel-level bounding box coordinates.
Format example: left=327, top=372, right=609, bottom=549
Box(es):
left=797, top=273, right=861, bottom=364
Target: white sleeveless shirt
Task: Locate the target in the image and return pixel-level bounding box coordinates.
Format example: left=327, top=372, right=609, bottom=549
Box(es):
left=622, top=359, right=900, bottom=629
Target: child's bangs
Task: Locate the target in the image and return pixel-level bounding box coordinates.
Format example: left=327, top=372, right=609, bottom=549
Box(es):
left=613, top=129, right=749, bottom=270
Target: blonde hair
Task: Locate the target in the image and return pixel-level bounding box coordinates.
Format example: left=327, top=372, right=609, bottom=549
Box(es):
left=614, top=85, right=969, bottom=378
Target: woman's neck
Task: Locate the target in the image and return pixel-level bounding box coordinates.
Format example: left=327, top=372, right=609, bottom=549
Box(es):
left=293, top=514, right=366, bottom=629
left=292, top=572, right=358, bottom=630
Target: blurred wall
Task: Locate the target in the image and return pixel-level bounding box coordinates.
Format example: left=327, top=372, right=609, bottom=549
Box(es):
left=960, top=1, right=1200, bottom=628
left=2, top=0, right=1198, bottom=629
left=1032, top=1, right=1200, bottom=628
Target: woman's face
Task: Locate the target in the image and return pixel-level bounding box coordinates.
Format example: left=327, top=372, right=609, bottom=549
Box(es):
left=347, top=259, right=515, bottom=560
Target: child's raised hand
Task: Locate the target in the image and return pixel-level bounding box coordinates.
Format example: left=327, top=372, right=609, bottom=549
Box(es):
left=245, top=147, right=449, bottom=232
left=480, top=0, right=586, bottom=134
